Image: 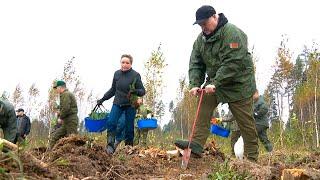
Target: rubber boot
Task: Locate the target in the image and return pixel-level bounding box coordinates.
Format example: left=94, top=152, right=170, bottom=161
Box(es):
left=106, top=132, right=115, bottom=154
left=113, top=140, right=121, bottom=152
left=174, top=139, right=203, bottom=158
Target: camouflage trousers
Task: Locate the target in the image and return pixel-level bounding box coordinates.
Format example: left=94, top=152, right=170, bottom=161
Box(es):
left=49, top=120, right=78, bottom=149
left=231, top=124, right=273, bottom=153
left=192, top=94, right=259, bottom=161
left=134, top=128, right=149, bottom=147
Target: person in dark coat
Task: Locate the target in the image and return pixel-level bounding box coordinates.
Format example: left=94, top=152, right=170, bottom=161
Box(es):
left=15, top=108, right=31, bottom=143
left=97, top=54, right=145, bottom=154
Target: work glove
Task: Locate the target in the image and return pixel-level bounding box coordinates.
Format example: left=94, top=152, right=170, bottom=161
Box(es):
left=205, top=84, right=216, bottom=93
left=57, top=118, right=63, bottom=125
left=97, top=99, right=104, bottom=106
left=189, top=87, right=201, bottom=96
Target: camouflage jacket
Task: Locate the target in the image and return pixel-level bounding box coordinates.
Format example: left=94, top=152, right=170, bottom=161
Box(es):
left=189, top=13, right=256, bottom=103
left=59, top=89, right=78, bottom=123
left=0, top=99, right=17, bottom=129
left=254, top=96, right=269, bottom=127
left=135, top=105, right=153, bottom=125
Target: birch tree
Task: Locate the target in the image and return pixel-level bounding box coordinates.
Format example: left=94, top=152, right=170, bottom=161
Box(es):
left=26, top=83, right=41, bottom=120
left=143, top=44, right=167, bottom=124
left=12, top=84, right=24, bottom=110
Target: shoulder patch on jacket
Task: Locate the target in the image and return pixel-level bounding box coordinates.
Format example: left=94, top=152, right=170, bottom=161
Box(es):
left=229, top=42, right=239, bottom=49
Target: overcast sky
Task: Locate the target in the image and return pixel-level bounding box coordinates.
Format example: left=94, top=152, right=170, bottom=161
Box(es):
left=0, top=0, right=319, bottom=125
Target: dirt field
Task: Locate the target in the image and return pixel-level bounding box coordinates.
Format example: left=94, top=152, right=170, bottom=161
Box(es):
left=1, top=135, right=320, bottom=179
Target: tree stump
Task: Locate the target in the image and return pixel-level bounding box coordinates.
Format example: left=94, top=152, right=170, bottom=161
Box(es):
left=281, top=168, right=320, bottom=180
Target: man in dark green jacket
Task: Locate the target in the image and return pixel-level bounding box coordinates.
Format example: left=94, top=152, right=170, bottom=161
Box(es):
left=175, top=5, right=259, bottom=161
left=0, top=99, right=17, bottom=143
left=49, top=80, right=79, bottom=149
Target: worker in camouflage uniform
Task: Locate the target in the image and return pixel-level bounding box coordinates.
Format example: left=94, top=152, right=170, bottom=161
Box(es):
left=252, top=91, right=272, bottom=152
left=0, top=99, right=17, bottom=143
left=175, top=5, right=259, bottom=161
left=133, top=98, right=153, bottom=147
left=230, top=90, right=273, bottom=153
left=49, top=80, right=79, bottom=149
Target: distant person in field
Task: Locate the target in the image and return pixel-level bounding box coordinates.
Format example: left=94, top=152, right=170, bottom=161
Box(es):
left=230, top=90, right=273, bottom=154
left=0, top=99, right=17, bottom=143
left=252, top=90, right=273, bottom=152
left=97, top=54, right=145, bottom=154
left=174, top=5, right=259, bottom=162
left=15, top=108, right=31, bottom=143
left=49, top=80, right=79, bottom=149
left=133, top=97, right=153, bottom=147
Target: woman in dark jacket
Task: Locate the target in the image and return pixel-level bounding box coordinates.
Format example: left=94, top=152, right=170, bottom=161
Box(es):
left=97, top=54, right=145, bottom=154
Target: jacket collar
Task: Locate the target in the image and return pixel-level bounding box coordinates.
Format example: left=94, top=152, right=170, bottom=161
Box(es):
left=121, top=68, right=133, bottom=74
left=202, top=13, right=228, bottom=42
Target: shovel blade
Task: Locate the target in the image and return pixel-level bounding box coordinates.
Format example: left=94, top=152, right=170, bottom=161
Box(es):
left=181, top=148, right=191, bottom=169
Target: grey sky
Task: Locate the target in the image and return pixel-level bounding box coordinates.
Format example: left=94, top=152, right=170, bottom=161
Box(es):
left=0, top=0, right=319, bottom=125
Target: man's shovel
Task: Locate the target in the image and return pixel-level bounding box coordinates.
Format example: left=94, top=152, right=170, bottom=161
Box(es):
left=181, top=89, right=205, bottom=169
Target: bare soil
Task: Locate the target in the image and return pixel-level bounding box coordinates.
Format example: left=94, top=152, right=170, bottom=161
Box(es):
left=1, top=135, right=320, bottom=179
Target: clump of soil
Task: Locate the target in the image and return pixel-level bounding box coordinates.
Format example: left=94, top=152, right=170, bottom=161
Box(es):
left=5, top=135, right=320, bottom=179
left=0, top=135, right=225, bottom=179
left=46, top=135, right=114, bottom=179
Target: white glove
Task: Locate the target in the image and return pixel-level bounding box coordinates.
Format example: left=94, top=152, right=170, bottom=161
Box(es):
left=57, top=118, right=63, bottom=124
left=189, top=87, right=201, bottom=96
left=205, top=84, right=216, bottom=93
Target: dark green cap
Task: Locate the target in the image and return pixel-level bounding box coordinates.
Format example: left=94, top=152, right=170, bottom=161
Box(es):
left=53, top=80, right=66, bottom=88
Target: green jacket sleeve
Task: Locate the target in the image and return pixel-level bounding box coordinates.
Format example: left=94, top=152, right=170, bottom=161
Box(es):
left=254, top=101, right=268, bottom=119
left=189, top=36, right=206, bottom=88
left=59, top=92, right=71, bottom=119
left=212, top=28, right=248, bottom=88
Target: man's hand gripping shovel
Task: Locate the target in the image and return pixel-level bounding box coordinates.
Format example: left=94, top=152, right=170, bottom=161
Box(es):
left=181, top=89, right=205, bottom=169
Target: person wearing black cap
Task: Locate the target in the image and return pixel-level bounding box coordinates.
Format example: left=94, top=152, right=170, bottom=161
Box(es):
left=15, top=108, right=31, bottom=143
left=0, top=99, right=17, bottom=143
left=175, top=5, right=259, bottom=161
left=49, top=80, right=79, bottom=149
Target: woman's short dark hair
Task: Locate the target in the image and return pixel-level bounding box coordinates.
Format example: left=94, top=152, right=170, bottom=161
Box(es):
left=121, top=54, right=133, bottom=64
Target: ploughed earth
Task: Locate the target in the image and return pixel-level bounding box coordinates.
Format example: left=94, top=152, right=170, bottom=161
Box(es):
left=1, top=135, right=320, bottom=179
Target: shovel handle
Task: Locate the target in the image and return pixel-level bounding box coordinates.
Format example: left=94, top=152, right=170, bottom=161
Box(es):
left=187, top=89, right=205, bottom=148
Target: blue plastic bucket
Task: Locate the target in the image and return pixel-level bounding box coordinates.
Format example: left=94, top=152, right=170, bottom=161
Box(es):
left=210, top=124, right=230, bottom=137
left=137, top=118, right=158, bottom=130
left=84, top=117, right=108, bottom=132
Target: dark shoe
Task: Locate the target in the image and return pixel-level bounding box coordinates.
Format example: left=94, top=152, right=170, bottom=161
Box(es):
left=265, top=143, right=273, bottom=153
left=174, top=139, right=203, bottom=158
left=125, top=141, right=133, bottom=146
